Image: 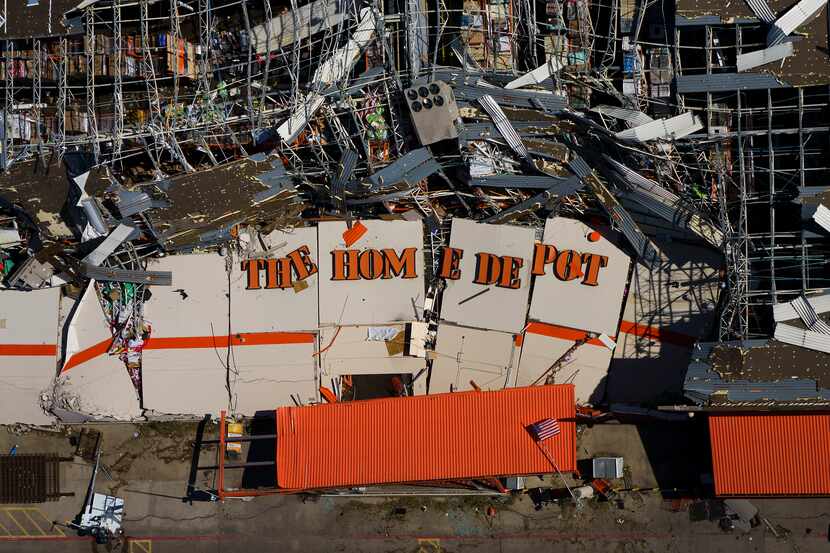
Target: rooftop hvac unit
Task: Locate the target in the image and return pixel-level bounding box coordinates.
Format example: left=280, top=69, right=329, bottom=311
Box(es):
left=592, top=456, right=624, bottom=479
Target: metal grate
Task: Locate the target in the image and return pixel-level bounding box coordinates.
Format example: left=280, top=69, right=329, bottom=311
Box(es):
left=0, top=454, right=63, bottom=503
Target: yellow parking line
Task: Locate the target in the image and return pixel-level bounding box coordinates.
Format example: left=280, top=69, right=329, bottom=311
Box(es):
left=0, top=508, right=64, bottom=538
left=3, top=510, right=29, bottom=536
left=20, top=510, right=46, bottom=536
left=26, top=508, right=64, bottom=537
left=130, top=539, right=152, bottom=553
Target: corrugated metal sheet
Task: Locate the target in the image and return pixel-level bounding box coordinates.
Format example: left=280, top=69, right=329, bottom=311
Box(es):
left=367, top=148, right=440, bottom=191
left=813, top=204, right=830, bottom=233
left=736, top=43, right=793, bottom=72
left=773, top=292, right=830, bottom=321
left=116, top=189, right=169, bottom=217
left=709, top=414, right=830, bottom=495
left=81, top=264, right=173, bottom=285
left=472, top=175, right=578, bottom=190
left=590, top=105, right=654, bottom=126
left=482, top=179, right=584, bottom=223
left=604, top=157, right=723, bottom=246
left=789, top=295, right=830, bottom=334
left=674, top=15, right=722, bottom=26
left=615, top=112, right=703, bottom=142
left=768, top=0, right=827, bottom=45
left=479, top=95, right=530, bottom=160
left=570, top=156, right=661, bottom=266
left=461, top=121, right=562, bottom=141
left=276, top=385, right=576, bottom=490
left=774, top=323, right=830, bottom=353
left=683, top=340, right=830, bottom=405
left=568, top=156, right=593, bottom=178
left=799, top=185, right=830, bottom=199
left=250, top=0, right=346, bottom=54
left=505, top=59, right=564, bottom=89
left=675, top=73, right=785, bottom=93
left=745, top=0, right=776, bottom=23
left=447, top=80, right=567, bottom=112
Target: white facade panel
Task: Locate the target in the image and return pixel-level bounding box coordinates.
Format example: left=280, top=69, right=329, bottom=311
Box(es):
left=440, top=218, right=535, bottom=334
left=529, top=217, right=630, bottom=336
left=317, top=220, right=424, bottom=326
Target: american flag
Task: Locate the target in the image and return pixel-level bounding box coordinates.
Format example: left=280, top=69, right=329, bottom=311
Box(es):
left=528, top=418, right=561, bottom=441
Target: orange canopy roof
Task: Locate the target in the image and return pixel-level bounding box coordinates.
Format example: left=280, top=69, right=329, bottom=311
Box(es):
left=709, top=413, right=830, bottom=496
left=276, top=385, right=576, bottom=490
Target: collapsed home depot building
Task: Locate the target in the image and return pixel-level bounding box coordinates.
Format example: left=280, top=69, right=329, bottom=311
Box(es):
left=4, top=216, right=643, bottom=420
left=1, top=0, right=828, bottom=496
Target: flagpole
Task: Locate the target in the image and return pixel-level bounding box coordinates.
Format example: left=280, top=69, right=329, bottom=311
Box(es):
left=523, top=421, right=579, bottom=504
left=535, top=440, right=578, bottom=504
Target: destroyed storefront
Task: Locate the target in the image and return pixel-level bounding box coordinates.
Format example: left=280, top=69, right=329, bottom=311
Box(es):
left=0, top=0, right=732, bottom=424
left=14, top=216, right=636, bottom=421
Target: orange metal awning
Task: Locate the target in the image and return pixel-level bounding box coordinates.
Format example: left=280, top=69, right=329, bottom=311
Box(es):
left=276, top=385, right=576, bottom=490
left=709, top=413, right=830, bottom=496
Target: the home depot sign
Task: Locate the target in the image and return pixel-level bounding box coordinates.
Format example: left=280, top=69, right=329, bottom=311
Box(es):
left=438, top=243, right=609, bottom=289
left=242, top=246, right=418, bottom=289
left=243, top=243, right=607, bottom=290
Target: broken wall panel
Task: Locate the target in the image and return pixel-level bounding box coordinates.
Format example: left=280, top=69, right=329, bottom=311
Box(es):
left=54, top=282, right=142, bottom=421
left=439, top=218, right=535, bottom=334
left=141, top=237, right=320, bottom=415
left=0, top=288, right=59, bottom=425
left=147, top=228, right=319, bottom=333
left=317, top=220, right=424, bottom=326
left=529, top=217, right=631, bottom=337
left=318, top=324, right=426, bottom=377
left=142, top=341, right=317, bottom=417
left=514, top=327, right=612, bottom=404
left=429, top=324, right=516, bottom=394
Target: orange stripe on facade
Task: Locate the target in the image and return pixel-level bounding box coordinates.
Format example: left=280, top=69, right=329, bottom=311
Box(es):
left=525, top=322, right=605, bottom=346
left=0, top=344, right=57, bottom=356
left=525, top=320, right=696, bottom=348
left=143, top=332, right=315, bottom=350
left=62, top=338, right=113, bottom=373
left=60, top=332, right=316, bottom=373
